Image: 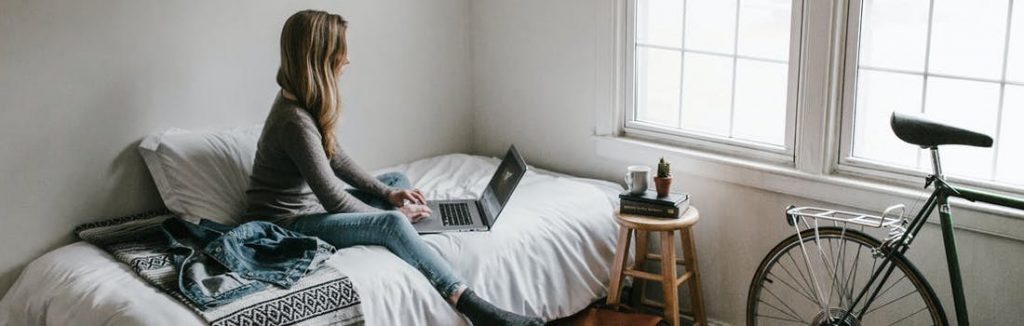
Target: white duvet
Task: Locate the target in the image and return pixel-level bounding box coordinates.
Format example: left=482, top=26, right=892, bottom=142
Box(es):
left=0, top=154, right=623, bottom=325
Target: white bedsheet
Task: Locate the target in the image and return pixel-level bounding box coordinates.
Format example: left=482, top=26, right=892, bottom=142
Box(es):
left=0, top=154, right=623, bottom=325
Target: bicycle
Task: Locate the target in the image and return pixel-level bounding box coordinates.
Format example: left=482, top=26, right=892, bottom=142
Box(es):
left=746, top=112, right=1024, bottom=325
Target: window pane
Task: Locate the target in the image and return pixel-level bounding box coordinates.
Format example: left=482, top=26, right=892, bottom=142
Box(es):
left=636, top=0, right=684, bottom=48
left=680, top=53, right=732, bottom=136
left=733, top=59, right=788, bottom=145
left=737, top=0, right=793, bottom=61
left=858, top=0, right=929, bottom=72
left=1007, top=1, right=1024, bottom=83
left=737, top=0, right=790, bottom=60
left=852, top=70, right=924, bottom=168
left=929, top=0, right=1009, bottom=80
left=636, top=46, right=682, bottom=127
left=996, top=86, right=1024, bottom=185
left=924, top=77, right=1001, bottom=179
left=685, top=0, right=737, bottom=54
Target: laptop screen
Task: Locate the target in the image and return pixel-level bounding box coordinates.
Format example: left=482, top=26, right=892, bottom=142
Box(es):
left=480, top=145, right=527, bottom=224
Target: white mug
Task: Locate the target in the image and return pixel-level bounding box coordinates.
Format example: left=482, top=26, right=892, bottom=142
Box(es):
left=624, top=165, right=651, bottom=195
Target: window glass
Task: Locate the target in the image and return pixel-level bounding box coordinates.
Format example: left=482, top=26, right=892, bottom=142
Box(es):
left=733, top=59, right=789, bottom=145
left=680, top=53, right=733, bottom=136
left=636, top=0, right=684, bottom=47
left=737, top=0, right=793, bottom=61
left=636, top=47, right=682, bottom=127
left=858, top=0, right=929, bottom=72
left=928, top=0, right=1008, bottom=80
left=852, top=70, right=923, bottom=168
left=685, top=0, right=738, bottom=54
left=1007, top=1, right=1024, bottom=82
left=996, top=86, right=1024, bottom=186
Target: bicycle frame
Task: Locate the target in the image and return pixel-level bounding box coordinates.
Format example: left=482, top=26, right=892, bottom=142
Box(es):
left=843, top=148, right=1024, bottom=325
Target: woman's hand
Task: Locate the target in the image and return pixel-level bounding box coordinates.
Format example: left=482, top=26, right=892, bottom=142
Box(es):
left=389, top=189, right=429, bottom=223
left=388, top=189, right=426, bottom=207
left=399, top=204, right=432, bottom=223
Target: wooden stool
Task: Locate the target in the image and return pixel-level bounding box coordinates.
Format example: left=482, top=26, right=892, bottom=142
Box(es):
left=606, top=207, right=707, bottom=326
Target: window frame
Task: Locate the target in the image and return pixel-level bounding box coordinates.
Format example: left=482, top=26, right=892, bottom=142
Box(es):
left=622, top=0, right=807, bottom=164
left=835, top=0, right=1024, bottom=196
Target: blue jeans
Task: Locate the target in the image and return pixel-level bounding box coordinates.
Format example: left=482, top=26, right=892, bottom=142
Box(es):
left=287, top=172, right=466, bottom=299
left=161, top=217, right=336, bottom=309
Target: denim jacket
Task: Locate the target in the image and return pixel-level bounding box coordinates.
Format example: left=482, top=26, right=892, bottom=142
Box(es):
left=160, top=217, right=335, bottom=309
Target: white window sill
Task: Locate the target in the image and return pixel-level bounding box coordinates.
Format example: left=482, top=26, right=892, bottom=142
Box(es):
left=594, top=135, right=1024, bottom=241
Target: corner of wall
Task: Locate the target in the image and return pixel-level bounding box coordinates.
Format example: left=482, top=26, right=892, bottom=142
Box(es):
left=466, top=0, right=483, bottom=156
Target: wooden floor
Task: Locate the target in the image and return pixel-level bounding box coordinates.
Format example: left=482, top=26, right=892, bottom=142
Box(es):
left=547, top=290, right=696, bottom=326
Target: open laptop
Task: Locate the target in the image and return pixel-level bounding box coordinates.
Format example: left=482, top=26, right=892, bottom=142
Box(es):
left=413, top=145, right=527, bottom=234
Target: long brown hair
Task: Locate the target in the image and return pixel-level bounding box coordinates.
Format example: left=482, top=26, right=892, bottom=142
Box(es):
left=277, top=10, right=348, bottom=158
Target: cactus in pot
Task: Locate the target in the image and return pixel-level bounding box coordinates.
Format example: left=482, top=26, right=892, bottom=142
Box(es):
left=655, top=157, right=672, bottom=197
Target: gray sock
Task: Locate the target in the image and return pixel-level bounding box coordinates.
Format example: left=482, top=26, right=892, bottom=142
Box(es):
left=455, top=289, right=544, bottom=326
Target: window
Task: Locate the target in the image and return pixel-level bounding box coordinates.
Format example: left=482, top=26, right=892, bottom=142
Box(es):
left=840, top=0, right=1024, bottom=190
left=626, top=0, right=802, bottom=160
left=606, top=0, right=1024, bottom=238
left=613, top=0, right=1024, bottom=196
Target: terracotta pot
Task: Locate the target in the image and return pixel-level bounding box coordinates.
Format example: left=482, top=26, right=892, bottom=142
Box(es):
left=654, top=176, right=672, bottom=198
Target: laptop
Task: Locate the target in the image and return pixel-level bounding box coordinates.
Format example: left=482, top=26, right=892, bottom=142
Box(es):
left=413, top=145, right=527, bottom=234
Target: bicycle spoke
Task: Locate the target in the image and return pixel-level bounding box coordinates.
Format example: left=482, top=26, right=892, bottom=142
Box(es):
left=768, top=271, right=817, bottom=304
left=795, top=226, right=828, bottom=310
left=775, top=261, right=814, bottom=299
left=838, top=235, right=850, bottom=308
left=758, top=299, right=805, bottom=323
left=755, top=313, right=807, bottom=324
left=786, top=251, right=816, bottom=300
left=842, top=241, right=864, bottom=307
left=826, top=236, right=848, bottom=309
left=814, top=234, right=843, bottom=310
left=856, top=259, right=903, bottom=319
left=761, top=287, right=807, bottom=322
left=884, top=306, right=928, bottom=326
left=865, top=288, right=918, bottom=315
left=810, top=227, right=834, bottom=308
left=874, top=274, right=909, bottom=303
left=850, top=252, right=880, bottom=312
left=839, top=234, right=857, bottom=309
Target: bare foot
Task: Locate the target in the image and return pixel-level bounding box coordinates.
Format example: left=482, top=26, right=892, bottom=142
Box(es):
left=449, top=284, right=469, bottom=304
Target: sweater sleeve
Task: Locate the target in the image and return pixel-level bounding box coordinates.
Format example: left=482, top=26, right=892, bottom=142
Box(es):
left=280, top=119, right=380, bottom=213
left=329, top=144, right=395, bottom=200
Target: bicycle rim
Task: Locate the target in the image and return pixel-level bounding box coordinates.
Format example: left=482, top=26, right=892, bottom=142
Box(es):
left=747, top=227, right=947, bottom=325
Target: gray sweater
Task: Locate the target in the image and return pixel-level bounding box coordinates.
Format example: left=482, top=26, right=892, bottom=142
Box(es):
left=243, top=94, right=394, bottom=225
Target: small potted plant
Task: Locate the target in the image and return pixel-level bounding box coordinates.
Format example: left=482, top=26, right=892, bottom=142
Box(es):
left=655, top=157, right=672, bottom=198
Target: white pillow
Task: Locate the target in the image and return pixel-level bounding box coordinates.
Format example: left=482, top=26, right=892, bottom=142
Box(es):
left=139, top=126, right=262, bottom=225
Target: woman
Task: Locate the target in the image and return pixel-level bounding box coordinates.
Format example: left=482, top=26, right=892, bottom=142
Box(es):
left=243, top=10, right=543, bottom=326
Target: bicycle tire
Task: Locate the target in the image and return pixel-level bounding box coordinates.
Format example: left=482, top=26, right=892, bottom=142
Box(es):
left=747, top=227, right=947, bottom=325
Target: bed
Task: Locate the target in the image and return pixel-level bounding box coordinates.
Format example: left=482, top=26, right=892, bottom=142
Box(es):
left=0, top=153, right=624, bottom=325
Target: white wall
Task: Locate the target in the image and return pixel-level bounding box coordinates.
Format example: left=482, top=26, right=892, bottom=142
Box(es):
left=470, top=0, right=1024, bottom=324
left=0, top=0, right=472, bottom=295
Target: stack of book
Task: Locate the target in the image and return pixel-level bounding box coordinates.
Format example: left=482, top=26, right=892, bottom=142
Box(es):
left=619, top=190, right=690, bottom=218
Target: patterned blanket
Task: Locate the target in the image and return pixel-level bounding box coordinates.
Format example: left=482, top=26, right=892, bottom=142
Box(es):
left=74, top=211, right=364, bottom=326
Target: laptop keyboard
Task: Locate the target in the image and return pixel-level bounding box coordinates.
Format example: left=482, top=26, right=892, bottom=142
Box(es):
left=439, top=203, right=473, bottom=226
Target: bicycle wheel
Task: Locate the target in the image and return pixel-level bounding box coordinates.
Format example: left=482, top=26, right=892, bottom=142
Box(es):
left=747, top=227, right=947, bottom=325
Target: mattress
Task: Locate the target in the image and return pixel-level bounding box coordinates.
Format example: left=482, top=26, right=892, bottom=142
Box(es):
left=0, top=154, right=624, bottom=325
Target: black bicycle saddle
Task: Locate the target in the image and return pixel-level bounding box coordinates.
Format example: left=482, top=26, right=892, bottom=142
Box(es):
left=890, top=112, right=993, bottom=148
